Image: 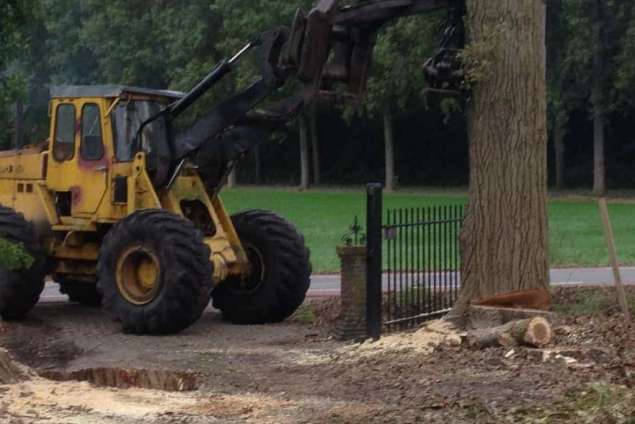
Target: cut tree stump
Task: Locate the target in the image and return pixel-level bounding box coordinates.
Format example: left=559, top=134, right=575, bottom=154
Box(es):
left=467, top=317, right=553, bottom=349
left=0, top=348, right=34, bottom=384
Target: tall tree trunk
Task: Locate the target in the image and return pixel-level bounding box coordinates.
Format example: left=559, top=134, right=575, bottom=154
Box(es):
left=298, top=114, right=310, bottom=190
left=592, top=0, right=606, bottom=196
left=227, top=167, right=237, bottom=188
left=254, top=145, right=262, bottom=184
left=592, top=111, right=606, bottom=195
left=383, top=104, right=395, bottom=192
left=451, top=0, right=549, bottom=319
left=309, top=104, right=321, bottom=185
left=554, top=110, right=567, bottom=191
left=14, top=100, right=23, bottom=149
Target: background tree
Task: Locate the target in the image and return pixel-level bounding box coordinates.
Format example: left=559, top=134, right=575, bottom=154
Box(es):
left=363, top=15, right=439, bottom=192
left=559, top=0, right=632, bottom=195
left=0, top=0, right=29, bottom=149
left=309, top=104, right=321, bottom=185
left=452, top=0, right=549, bottom=317
left=298, top=114, right=310, bottom=190
left=216, top=0, right=314, bottom=188
left=547, top=0, right=571, bottom=190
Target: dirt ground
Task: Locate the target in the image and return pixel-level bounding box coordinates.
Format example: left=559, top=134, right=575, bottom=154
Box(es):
left=0, top=286, right=634, bottom=423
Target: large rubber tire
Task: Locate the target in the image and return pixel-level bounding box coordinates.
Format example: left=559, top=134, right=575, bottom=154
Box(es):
left=58, top=278, right=102, bottom=307
left=0, top=206, right=47, bottom=320
left=212, top=210, right=311, bottom=324
left=97, top=209, right=213, bottom=335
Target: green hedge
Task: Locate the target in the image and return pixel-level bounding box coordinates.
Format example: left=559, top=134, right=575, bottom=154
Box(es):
left=0, top=238, right=33, bottom=271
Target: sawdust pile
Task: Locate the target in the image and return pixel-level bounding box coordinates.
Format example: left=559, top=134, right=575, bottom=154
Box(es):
left=342, top=320, right=463, bottom=357
left=1, top=378, right=200, bottom=423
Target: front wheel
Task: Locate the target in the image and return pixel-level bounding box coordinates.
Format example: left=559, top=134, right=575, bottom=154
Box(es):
left=97, top=209, right=213, bottom=335
left=0, top=206, right=46, bottom=320
left=212, top=210, right=311, bottom=324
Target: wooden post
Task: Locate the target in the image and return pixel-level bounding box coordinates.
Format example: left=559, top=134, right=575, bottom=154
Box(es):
left=598, top=198, right=631, bottom=322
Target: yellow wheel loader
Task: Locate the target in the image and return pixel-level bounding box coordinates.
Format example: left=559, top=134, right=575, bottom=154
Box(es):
left=0, top=0, right=462, bottom=334
left=0, top=84, right=312, bottom=334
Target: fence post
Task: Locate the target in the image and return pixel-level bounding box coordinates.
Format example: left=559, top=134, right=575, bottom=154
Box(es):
left=366, top=183, right=383, bottom=340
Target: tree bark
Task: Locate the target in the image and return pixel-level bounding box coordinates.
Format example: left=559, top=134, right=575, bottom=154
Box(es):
left=593, top=112, right=606, bottom=196
left=592, top=0, right=606, bottom=196
left=227, top=167, right=237, bottom=188
left=298, top=114, right=310, bottom=190
left=309, top=104, right=321, bottom=185
left=383, top=104, right=395, bottom=192
left=451, top=0, right=550, bottom=319
left=554, top=110, right=567, bottom=191
left=254, top=145, right=262, bottom=184
left=14, top=100, right=23, bottom=149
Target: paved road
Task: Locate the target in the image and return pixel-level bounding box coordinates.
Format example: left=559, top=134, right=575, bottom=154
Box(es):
left=307, top=267, right=635, bottom=297
left=39, top=267, right=635, bottom=302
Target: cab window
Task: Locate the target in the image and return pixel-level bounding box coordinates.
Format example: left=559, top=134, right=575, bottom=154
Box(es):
left=80, top=104, right=104, bottom=160
left=53, top=104, right=76, bottom=162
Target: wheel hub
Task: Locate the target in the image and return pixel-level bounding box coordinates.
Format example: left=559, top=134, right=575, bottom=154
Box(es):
left=116, top=245, right=161, bottom=305
left=240, top=243, right=266, bottom=291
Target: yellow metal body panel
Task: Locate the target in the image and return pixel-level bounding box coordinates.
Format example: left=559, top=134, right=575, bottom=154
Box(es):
left=34, top=182, right=60, bottom=225
left=0, top=149, right=51, bottom=232
left=0, top=147, right=47, bottom=180
left=0, top=179, right=14, bottom=212
left=159, top=171, right=249, bottom=280
left=130, top=154, right=161, bottom=212
left=46, top=97, right=111, bottom=216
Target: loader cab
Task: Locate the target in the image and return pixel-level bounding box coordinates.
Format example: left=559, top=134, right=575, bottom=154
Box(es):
left=47, top=85, right=183, bottom=219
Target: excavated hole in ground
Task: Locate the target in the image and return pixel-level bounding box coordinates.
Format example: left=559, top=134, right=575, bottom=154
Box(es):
left=39, top=367, right=199, bottom=392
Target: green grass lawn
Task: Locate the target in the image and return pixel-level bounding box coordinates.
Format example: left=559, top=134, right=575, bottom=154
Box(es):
left=221, top=187, right=635, bottom=273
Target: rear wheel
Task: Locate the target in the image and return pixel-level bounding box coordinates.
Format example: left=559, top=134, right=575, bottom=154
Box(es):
left=212, top=210, right=311, bottom=324
left=0, top=206, right=46, bottom=320
left=57, top=278, right=102, bottom=307
left=97, top=209, right=213, bottom=335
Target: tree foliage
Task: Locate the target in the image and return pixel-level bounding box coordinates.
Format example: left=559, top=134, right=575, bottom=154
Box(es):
left=0, top=0, right=30, bottom=148
left=365, top=15, right=440, bottom=115
left=0, top=238, right=33, bottom=271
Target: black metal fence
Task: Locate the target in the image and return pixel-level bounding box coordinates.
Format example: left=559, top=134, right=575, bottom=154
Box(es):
left=366, top=184, right=464, bottom=338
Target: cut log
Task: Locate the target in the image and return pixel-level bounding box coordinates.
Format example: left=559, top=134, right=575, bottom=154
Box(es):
left=467, top=317, right=553, bottom=349
left=467, top=305, right=558, bottom=329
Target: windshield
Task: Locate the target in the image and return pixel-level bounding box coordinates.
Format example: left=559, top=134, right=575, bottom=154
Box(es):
left=111, top=100, right=169, bottom=162
left=111, top=100, right=173, bottom=186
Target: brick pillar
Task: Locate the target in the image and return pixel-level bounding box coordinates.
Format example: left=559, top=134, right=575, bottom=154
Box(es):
left=335, top=245, right=367, bottom=341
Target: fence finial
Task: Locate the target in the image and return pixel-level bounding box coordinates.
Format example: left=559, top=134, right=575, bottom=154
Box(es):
left=342, top=216, right=366, bottom=246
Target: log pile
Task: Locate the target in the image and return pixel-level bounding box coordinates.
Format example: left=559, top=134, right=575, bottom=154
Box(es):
left=462, top=296, right=556, bottom=349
